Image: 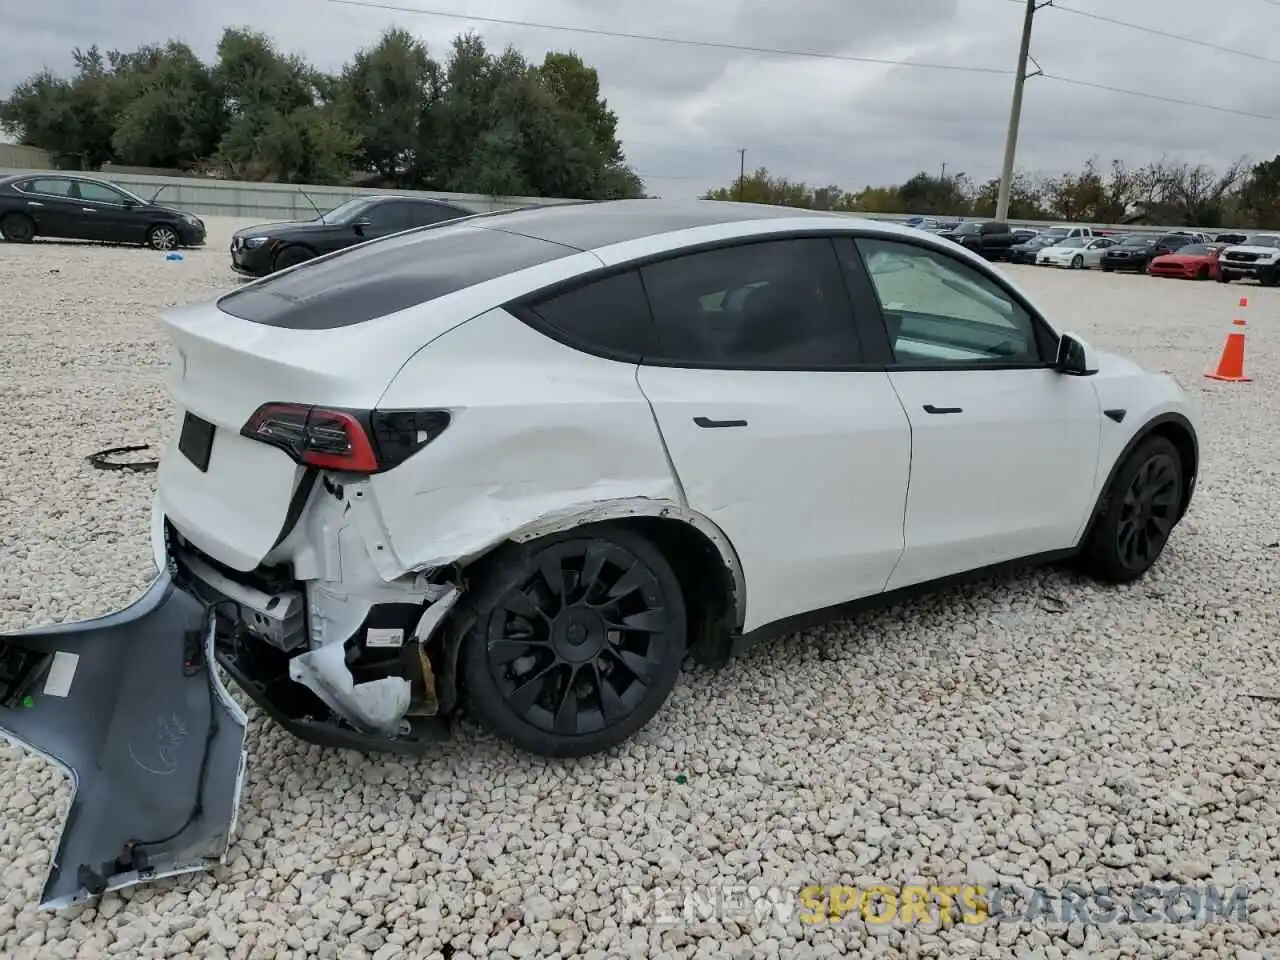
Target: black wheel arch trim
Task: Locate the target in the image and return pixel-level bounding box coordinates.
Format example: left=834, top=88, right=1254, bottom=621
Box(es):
left=1079, top=411, right=1198, bottom=547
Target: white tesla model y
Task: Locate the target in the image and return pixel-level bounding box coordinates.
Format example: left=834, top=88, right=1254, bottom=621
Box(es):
left=0, top=200, right=1198, bottom=908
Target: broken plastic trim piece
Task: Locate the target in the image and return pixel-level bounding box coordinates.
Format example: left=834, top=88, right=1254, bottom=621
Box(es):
left=0, top=573, right=247, bottom=910
left=289, top=642, right=411, bottom=735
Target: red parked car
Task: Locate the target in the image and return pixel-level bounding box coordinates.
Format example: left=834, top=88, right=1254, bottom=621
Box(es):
left=1147, top=243, right=1226, bottom=280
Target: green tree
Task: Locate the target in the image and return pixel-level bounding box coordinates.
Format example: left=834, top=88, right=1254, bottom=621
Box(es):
left=336, top=28, right=435, bottom=184
left=1237, top=156, right=1280, bottom=229
left=111, top=42, right=225, bottom=168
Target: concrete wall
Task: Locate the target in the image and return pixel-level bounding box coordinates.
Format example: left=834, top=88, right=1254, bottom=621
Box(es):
left=0, top=165, right=1261, bottom=237
left=0, top=168, right=579, bottom=219
left=0, top=144, right=53, bottom=169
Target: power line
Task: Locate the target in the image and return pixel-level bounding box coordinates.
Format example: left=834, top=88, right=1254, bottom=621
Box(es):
left=1040, top=73, right=1280, bottom=122
left=316, top=0, right=1280, bottom=124
left=1018, top=0, right=1280, bottom=68
left=318, top=0, right=1016, bottom=76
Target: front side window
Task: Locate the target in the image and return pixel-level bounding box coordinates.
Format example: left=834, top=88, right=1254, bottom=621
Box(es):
left=855, top=237, right=1042, bottom=366
left=639, top=237, right=862, bottom=369
left=77, top=181, right=129, bottom=205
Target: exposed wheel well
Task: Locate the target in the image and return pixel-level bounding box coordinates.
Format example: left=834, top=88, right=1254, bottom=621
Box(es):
left=620, top=516, right=738, bottom=667
left=436, top=515, right=740, bottom=716
left=1148, top=420, right=1197, bottom=521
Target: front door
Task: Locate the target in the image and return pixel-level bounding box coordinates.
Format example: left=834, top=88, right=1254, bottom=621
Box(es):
left=631, top=236, right=913, bottom=632
left=72, top=180, right=145, bottom=243
left=848, top=235, right=1103, bottom=590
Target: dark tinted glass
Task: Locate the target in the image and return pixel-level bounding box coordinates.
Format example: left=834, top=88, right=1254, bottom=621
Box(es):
left=218, top=225, right=577, bottom=329
left=364, top=200, right=412, bottom=228
left=524, top=270, right=657, bottom=359
left=22, top=178, right=72, bottom=197
left=409, top=201, right=469, bottom=227
left=639, top=238, right=862, bottom=368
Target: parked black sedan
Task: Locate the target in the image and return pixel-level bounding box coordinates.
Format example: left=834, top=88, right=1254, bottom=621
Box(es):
left=1008, top=234, right=1058, bottom=264
left=0, top=173, right=205, bottom=249
left=229, top=194, right=473, bottom=277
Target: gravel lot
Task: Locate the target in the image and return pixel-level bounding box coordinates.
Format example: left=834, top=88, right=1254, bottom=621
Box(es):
left=2, top=218, right=1280, bottom=960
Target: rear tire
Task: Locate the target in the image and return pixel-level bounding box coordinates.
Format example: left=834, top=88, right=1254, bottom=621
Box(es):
left=0, top=212, right=35, bottom=242
left=460, top=525, right=687, bottom=757
left=273, top=246, right=315, bottom=271
left=1078, top=436, right=1183, bottom=584
left=1218, top=272, right=1231, bottom=283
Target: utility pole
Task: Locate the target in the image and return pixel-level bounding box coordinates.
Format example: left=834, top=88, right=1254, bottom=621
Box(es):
left=736, top=148, right=746, bottom=201
left=940, top=161, right=947, bottom=181
left=996, top=0, right=1042, bottom=221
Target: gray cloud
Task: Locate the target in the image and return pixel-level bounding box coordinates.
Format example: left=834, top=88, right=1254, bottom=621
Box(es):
left=3, top=0, right=1277, bottom=197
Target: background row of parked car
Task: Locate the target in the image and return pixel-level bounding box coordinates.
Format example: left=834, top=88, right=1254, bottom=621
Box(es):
left=900, top=215, right=1280, bottom=286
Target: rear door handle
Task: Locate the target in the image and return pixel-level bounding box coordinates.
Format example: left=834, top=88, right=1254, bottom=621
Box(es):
left=922, top=404, right=963, bottom=415
left=27, top=201, right=43, bottom=207
left=81, top=207, right=96, bottom=213
left=693, top=416, right=748, bottom=429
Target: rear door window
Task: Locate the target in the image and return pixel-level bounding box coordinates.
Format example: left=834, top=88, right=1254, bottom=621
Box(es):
left=408, top=201, right=469, bottom=227
left=19, top=178, right=73, bottom=197
left=638, top=237, right=864, bottom=369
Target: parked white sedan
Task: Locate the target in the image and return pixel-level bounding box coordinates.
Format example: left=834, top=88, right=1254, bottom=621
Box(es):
left=0, top=199, right=1200, bottom=910
left=1037, top=236, right=1115, bottom=269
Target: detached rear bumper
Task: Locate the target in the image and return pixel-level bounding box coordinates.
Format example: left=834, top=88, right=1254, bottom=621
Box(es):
left=0, top=572, right=247, bottom=909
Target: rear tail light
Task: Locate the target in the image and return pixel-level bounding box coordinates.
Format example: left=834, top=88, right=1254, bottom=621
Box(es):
left=241, top=403, right=449, bottom=474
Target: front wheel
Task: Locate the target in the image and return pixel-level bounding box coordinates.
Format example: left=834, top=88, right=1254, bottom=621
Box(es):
left=273, top=246, right=315, bottom=271
left=1218, top=272, right=1231, bottom=283
left=460, top=526, right=687, bottom=757
left=1071, top=255, right=1084, bottom=269
left=1196, top=266, right=1210, bottom=281
left=146, top=224, right=180, bottom=251
left=1078, top=436, right=1183, bottom=584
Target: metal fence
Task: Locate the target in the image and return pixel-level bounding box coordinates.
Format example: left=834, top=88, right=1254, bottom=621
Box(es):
left=0, top=168, right=577, bottom=219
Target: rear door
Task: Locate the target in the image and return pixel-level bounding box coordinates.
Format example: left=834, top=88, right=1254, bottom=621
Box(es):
left=358, top=199, right=415, bottom=241
left=631, top=236, right=913, bottom=632
left=12, top=177, right=81, bottom=238
left=848, top=235, right=1102, bottom=589
left=0, top=574, right=247, bottom=908
left=405, top=199, right=469, bottom=228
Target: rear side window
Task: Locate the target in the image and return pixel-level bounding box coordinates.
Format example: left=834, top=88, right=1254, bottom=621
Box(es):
left=521, top=270, right=657, bottom=360
left=638, top=238, right=863, bottom=369
left=218, top=225, right=576, bottom=329
left=410, top=202, right=469, bottom=227
left=19, top=178, right=72, bottom=196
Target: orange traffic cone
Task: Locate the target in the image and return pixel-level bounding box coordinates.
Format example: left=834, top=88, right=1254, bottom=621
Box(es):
left=1205, top=296, right=1251, bottom=382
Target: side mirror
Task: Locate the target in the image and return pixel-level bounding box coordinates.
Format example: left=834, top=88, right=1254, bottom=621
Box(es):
left=1056, top=332, right=1097, bottom=377
left=352, top=217, right=371, bottom=236
left=122, top=200, right=136, bottom=210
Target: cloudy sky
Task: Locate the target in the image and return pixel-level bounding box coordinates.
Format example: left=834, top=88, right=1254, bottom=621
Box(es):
left=3, top=0, right=1279, bottom=197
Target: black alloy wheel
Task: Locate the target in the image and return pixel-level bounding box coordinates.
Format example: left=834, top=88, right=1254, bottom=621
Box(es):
left=462, top=527, right=686, bottom=757
left=1115, top=453, right=1180, bottom=572
left=1079, top=436, right=1184, bottom=583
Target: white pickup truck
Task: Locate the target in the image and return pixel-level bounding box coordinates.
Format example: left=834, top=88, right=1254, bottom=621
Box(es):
left=1218, top=233, right=1280, bottom=286
left=1040, top=224, right=1095, bottom=242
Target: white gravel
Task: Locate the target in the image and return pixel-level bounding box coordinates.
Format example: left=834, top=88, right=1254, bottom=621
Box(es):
left=2, top=219, right=1280, bottom=959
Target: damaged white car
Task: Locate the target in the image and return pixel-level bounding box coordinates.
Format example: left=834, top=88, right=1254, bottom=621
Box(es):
left=0, top=199, right=1199, bottom=907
